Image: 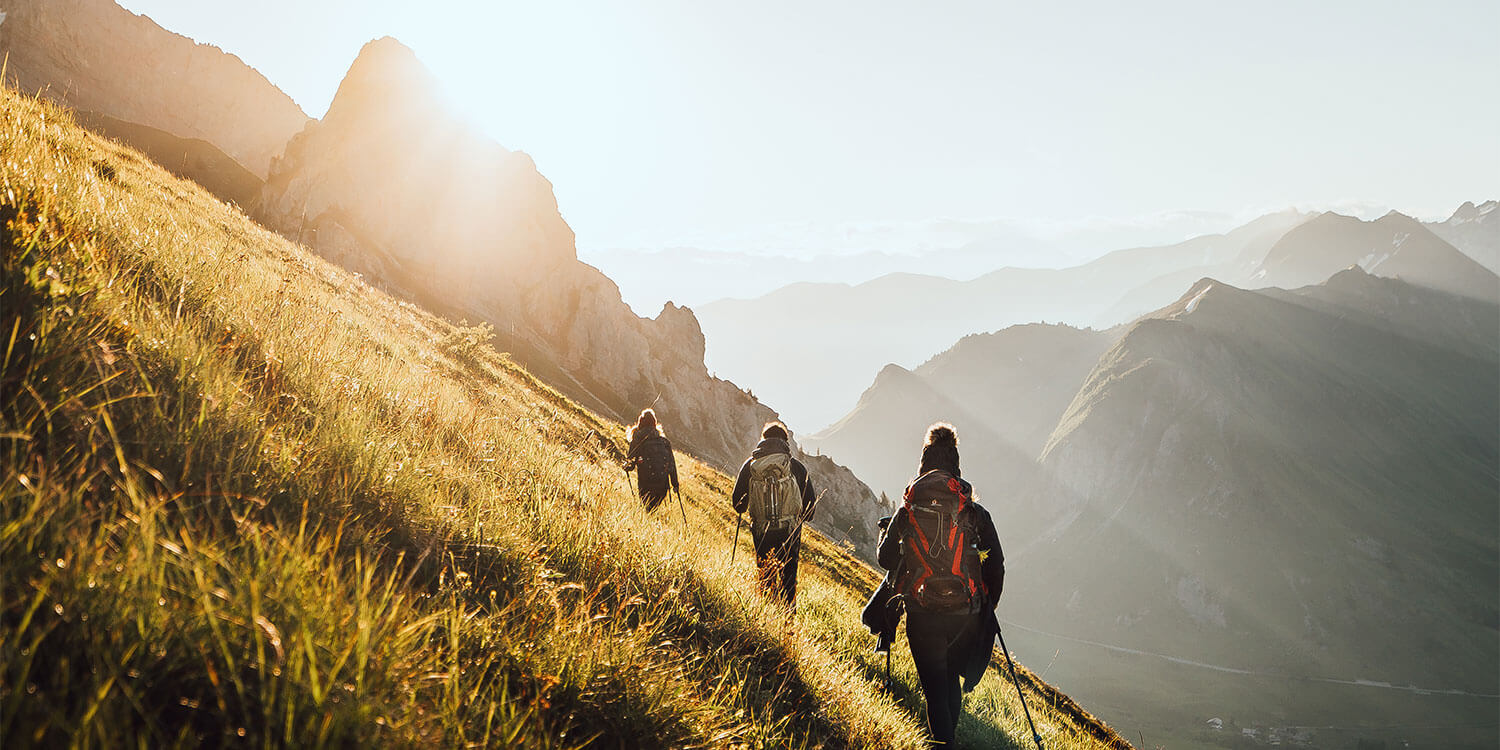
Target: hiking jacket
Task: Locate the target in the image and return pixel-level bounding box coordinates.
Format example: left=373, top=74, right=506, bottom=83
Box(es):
left=730, top=438, right=816, bottom=521
left=627, top=432, right=679, bottom=492
left=878, top=478, right=1004, bottom=611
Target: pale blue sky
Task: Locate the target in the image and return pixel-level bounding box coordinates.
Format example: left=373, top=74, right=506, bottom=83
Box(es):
left=119, top=0, right=1499, bottom=259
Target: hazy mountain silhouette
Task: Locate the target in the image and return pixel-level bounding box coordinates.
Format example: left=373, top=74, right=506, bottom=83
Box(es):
left=1250, top=210, right=1498, bottom=301
left=1006, top=271, right=1498, bottom=748
left=0, top=0, right=310, bottom=177
left=1427, top=199, right=1500, bottom=274
left=697, top=211, right=1307, bottom=430
left=805, top=324, right=1114, bottom=546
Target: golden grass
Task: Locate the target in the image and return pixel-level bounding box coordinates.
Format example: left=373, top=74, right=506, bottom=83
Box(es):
left=0, top=86, right=1124, bottom=749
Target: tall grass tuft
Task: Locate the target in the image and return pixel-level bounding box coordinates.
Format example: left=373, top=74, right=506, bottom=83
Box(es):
left=1, top=86, right=1124, bottom=749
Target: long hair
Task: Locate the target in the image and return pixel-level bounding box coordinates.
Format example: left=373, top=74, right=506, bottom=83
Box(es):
left=918, top=422, right=960, bottom=477
left=627, top=408, right=663, bottom=443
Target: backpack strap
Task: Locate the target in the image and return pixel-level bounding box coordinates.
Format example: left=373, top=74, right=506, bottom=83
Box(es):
left=904, top=504, right=937, bottom=601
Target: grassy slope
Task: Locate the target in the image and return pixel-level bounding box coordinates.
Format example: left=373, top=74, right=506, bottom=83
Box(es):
left=0, top=88, right=1126, bottom=749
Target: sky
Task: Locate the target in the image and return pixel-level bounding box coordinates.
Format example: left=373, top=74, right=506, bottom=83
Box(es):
left=118, top=0, right=1499, bottom=263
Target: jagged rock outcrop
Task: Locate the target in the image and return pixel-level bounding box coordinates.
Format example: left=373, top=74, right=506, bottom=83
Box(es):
left=256, top=38, right=780, bottom=472
left=793, top=449, right=895, bottom=562
left=0, top=0, right=310, bottom=177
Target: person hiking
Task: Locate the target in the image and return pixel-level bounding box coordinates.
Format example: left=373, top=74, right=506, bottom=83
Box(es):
left=625, top=409, right=678, bottom=512
left=878, top=423, right=1004, bottom=748
left=731, top=422, right=816, bottom=608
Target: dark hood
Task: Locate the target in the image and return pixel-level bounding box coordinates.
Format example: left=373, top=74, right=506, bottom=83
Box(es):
left=751, top=437, right=791, bottom=459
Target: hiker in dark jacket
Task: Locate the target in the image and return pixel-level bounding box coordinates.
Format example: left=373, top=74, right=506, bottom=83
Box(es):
left=878, top=423, right=1004, bottom=748
left=731, top=422, right=816, bottom=608
left=625, top=409, right=678, bottom=512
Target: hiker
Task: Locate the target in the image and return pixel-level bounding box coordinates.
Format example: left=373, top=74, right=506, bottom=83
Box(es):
left=878, top=423, right=1004, bottom=748
left=731, top=421, right=816, bottom=608
left=625, top=409, right=678, bottom=512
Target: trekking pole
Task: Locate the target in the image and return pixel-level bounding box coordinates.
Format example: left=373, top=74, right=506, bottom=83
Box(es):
left=675, top=486, right=689, bottom=530
left=729, top=513, right=743, bottom=566
left=996, top=625, right=1044, bottom=750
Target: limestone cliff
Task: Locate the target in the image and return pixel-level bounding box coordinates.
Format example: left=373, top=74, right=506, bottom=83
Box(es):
left=256, top=38, right=775, bottom=471
left=0, top=0, right=310, bottom=177
left=794, top=449, right=895, bottom=564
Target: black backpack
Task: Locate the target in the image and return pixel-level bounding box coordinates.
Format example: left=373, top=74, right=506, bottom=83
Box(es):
left=896, top=470, right=986, bottom=614
left=633, top=434, right=673, bottom=492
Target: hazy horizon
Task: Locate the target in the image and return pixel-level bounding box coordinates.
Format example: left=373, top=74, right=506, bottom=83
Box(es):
left=115, top=0, right=1498, bottom=271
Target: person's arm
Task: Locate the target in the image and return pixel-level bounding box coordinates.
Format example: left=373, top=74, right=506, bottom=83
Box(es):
left=624, top=436, right=642, bottom=470
left=794, top=460, right=816, bottom=521
left=667, top=440, right=680, bottom=492
left=976, top=507, right=1005, bottom=607
left=731, top=461, right=751, bottom=514
left=877, top=511, right=905, bottom=571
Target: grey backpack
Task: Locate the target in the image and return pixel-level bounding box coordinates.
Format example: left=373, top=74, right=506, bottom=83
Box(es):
left=747, top=452, right=803, bottom=534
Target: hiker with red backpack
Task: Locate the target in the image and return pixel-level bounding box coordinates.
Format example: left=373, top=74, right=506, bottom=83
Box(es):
left=878, top=423, right=1004, bottom=748
left=625, top=409, right=679, bottom=512
left=731, top=422, right=817, bottom=608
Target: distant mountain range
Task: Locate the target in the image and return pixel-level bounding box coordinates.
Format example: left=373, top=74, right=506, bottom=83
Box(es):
left=697, top=211, right=1307, bottom=431
left=1013, top=269, right=1498, bottom=747
left=805, top=323, right=1113, bottom=529
left=1250, top=210, right=1496, bottom=299
left=1429, top=200, right=1500, bottom=274
left=809, top=261, right=1499, bottom=746
left=699, top=208, right=1498, bottom=432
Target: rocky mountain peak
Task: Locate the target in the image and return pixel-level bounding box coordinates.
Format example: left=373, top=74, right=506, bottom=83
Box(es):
left=321, top=36, right=450, bottom=132
left=650, top=302, right=707, bottom=366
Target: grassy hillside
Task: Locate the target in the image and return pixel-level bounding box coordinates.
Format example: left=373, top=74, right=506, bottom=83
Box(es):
left=0, top=88, right=1127, bottom=748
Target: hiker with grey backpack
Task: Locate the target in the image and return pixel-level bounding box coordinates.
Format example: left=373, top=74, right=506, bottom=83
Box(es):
left=625, top=409, right=679, bottom=513
left=731, top=422, right=816, bottom=608
left=878, top=423, right=1005, bottom=748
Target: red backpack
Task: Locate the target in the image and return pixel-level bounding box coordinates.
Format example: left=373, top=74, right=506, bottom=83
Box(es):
left=897, top=470, right=986, bottom=614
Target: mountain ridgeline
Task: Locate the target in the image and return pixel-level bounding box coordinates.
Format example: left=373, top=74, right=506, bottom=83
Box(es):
left=1, top=86, right=1147, bottom=748
left=4, top=3, right=1497, bottom=747
left=2, top=9, right=893, bottom=555
left=0, top=0, right=310, bottom=178
left=810, top=257, right=1499, bottom=746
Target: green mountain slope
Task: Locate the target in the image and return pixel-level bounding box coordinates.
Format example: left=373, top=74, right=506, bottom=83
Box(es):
left=1013, top=274, right=1499, bottom=749
left=0, top=87, right=1128, bottom=748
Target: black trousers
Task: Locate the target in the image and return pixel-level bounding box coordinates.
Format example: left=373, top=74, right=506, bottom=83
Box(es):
left=906, top=610, right=984, bottom=747
left=638, top=479, right=669, bottom=512
left=753, top=526, right=801, bottom=607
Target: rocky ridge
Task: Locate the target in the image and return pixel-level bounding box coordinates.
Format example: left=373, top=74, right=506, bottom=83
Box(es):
left=0, top=0, right=310, bottom=177
left=254, top=38, right=779, bottom=479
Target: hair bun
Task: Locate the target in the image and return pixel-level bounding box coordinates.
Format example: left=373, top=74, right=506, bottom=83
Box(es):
left=924, top=423, right=957, bottom=448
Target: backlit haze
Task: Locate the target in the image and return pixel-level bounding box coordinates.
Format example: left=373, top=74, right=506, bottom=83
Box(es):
left=119, top=0, right=1499, bottom=311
